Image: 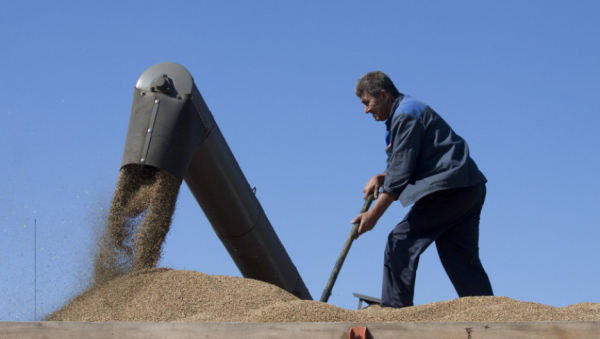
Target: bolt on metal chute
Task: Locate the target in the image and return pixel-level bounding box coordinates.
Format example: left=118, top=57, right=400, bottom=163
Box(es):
left=121, top=62, right=312, bottom=300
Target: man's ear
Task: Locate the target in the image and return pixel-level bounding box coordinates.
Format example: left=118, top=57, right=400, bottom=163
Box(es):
left=380, top=89, right=390, bottom=101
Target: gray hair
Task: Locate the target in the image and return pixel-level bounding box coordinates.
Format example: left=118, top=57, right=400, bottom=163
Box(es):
left=355, top=71, right=400, bottom=98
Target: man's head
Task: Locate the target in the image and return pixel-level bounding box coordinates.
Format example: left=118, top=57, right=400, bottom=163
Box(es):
left=355, top=71, right=400, bottom=122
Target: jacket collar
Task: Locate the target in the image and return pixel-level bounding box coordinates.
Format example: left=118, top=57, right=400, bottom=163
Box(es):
left=385, top=94, right=404, bottom=145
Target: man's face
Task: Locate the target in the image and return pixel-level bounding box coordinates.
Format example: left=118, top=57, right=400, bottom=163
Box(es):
left=360, top=90, right=392, bottom=122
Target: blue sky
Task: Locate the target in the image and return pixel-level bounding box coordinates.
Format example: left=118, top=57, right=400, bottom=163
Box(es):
left=1, top=1, right=599, bottom=320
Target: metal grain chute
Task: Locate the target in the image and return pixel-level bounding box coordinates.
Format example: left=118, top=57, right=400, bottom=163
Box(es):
left=121, top=62, right=312, bottom=300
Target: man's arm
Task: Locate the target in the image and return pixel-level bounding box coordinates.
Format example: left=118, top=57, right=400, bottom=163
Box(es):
left=380, top=114, right=423, bottom=198
left=351, top=191, right=396, bottom=239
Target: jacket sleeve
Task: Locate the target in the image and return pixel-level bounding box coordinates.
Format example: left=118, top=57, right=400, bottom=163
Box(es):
left=381, top=113, right=424, bottom=198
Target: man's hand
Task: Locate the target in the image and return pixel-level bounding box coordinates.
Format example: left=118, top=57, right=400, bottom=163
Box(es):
left=351, top=191, right=396, bottom=240
left=363, top=173, right=386, bottom=200
left=351, top=210, right=379, bottom=239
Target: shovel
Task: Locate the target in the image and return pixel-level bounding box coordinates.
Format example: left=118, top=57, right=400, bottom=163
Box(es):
left=320, top=193, right=375, bottom=303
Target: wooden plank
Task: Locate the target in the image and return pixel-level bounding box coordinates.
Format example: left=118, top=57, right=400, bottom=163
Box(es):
left=1, top=321, right=600, bottom=339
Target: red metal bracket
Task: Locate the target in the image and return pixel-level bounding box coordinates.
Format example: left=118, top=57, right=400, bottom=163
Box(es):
left=349, top=326, right=368, bottom=339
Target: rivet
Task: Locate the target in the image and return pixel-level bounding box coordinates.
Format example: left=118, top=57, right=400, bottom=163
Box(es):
left=155, top=99, right=160, bottom=104
left=148, top=128, right=152, bottom=133
left=140, top=158, right=146, bottom=163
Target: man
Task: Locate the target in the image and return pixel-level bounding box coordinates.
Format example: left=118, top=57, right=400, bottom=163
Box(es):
left=351, top=71, right=493, bottom=308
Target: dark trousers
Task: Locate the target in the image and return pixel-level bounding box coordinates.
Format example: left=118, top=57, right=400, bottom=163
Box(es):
left=382, top=183, right=493, bottom=308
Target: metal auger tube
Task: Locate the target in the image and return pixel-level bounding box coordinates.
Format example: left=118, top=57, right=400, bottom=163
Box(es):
left=121, top=62, right=312, bottom=300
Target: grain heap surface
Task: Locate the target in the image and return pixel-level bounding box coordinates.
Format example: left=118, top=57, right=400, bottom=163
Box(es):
left=48, top=268, right=297, bottom=322
left=48, top=268, right=600, bottom=322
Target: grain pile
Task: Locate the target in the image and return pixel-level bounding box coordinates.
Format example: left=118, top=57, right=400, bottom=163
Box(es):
left=48, top=268, right=600, bottom=322
left=93, top=165, right=181, bottom=286
left=50, top=164, right=600, bottom=323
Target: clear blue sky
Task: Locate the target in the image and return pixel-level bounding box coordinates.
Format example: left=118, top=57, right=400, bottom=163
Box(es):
left=1, top=1, right=599, bottom=321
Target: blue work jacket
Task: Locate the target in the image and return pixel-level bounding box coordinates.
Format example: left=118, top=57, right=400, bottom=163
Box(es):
left=382, top=95, right=487, bottom=207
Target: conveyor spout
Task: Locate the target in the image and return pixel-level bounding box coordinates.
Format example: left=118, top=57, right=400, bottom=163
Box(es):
left=121, top=62, right=312, bottom=300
